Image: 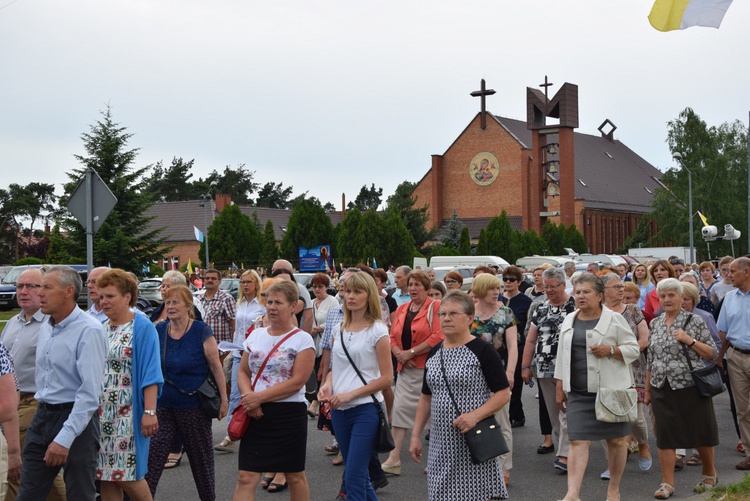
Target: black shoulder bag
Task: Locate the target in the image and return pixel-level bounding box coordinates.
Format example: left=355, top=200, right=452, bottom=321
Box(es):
left=679, top=314, right=725, bottom=398
left=161, top=322, right=221, bottom=419
left=438, top=343, right=509, bottom=464
left=339, top=327, right=395, bottom=453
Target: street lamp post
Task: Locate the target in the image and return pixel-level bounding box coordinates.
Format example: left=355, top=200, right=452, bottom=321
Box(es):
left=673, top=152, right=695, bottom=264
left=199, top=181, right=217, bottom=269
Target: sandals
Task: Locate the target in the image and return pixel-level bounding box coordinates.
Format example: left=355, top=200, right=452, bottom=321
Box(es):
left=213, top=436, right=235, bottom=452
left=261, top=475, right=275, bottom=489
left=324, top=444, right=339, bottom=454
left=654, top=482, right=674, bottom=499
left=268, top=482, right=288, bottom=493
left=694, top=474, right=718, bottom=493
left=332, top=452, right=344, bottom=466
left=163, top=453, right=182, bottom=469
left=686, top=453, right=702, bottom=466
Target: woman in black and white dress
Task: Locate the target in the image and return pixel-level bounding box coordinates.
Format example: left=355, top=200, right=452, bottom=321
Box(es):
left=409, top=291, right=510, bottom=501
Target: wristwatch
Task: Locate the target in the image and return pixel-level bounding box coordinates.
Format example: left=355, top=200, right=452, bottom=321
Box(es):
left=689, top=339, right=697, bottom=347
left=609, top=346, right=615, bottom=357
left=410, top=349, right=416, bottom=355
left=144, top=410, right=156, bottom=416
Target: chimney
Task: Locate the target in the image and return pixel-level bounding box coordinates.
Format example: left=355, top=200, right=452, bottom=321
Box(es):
left=341, top=193, right=346, bottom=220
left=215, top=194, right=231, bottom=213
left=598, top=119, right=617, bottom=142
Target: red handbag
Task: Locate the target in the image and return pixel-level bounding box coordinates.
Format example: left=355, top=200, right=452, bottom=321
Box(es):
left=227, top=328, right=300, bottom=441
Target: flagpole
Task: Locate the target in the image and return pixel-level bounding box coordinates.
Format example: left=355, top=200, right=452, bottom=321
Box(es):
left=747, top=110, right=749, bottom=255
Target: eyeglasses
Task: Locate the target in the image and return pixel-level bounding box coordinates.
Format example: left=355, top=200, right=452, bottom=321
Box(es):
left=502, top=277, right=518, bottom=283
left=606, top=285, right=625, bottom=290
left=16, top=283, right=42, bottom=290
left=437, top=311, right=464, bottom=319
left=87, top=279, right=97, bottom=286
left=543, top=283, right=564, bottom=290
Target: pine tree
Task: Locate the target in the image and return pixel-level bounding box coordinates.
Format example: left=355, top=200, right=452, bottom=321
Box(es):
left=458, top=227, right=471, bottom=255
left=280, top=199, right=335, bottom=267
left=260, top=219, right=279, bottom=271
left=61, top=107, right=167, bottom=270
left=199, top=204, right=261, bottom=268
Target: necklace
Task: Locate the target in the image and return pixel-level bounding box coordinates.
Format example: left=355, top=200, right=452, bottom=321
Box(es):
left=410, top=300, right=424, bottom=313
left=168, top=318, right=192, bottom=339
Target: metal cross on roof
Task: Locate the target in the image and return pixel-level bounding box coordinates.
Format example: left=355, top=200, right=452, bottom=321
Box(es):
left=470, top=79, right=496, bottom=130
left=539, top=75, right=554, bottom=100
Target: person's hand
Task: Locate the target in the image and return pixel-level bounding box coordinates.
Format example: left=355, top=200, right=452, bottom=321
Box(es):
left=521, top=367, right=531, bottom=384
left=674, top=328, right=692, bottom=345
left=408, top=436, right=423, bottom=463
left=141, top=413, right=159, bottom=437
left=7, top=450, right=21, bottom=482
left=404, top=359, right=417, bottom=369
left=556, top=388, right=567, bottom=414
left=591, top=344, right=612, bottom=358
left=241, top=391, right=262, bottom=412
left=318, top=383, right=332, bottom=402
left=453, top=412, right=480, bottom=434
left=329, top=392, right=354, bottom=410
left=506, top=370, right=514, bottom=391
left=644, top=390, right=651, bottom=406
left=395, top=350, right=413, bottom=365
left=218, top=398, right=229, bottom=420
left=249, top=407, right=263, bottom=420
left=44, top=441, right=69, bottom=467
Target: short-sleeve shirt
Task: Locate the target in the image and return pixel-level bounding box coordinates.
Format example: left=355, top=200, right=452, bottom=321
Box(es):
left=717, top=288, right=750, bottom=350
left=331, top=322, right=389, bottom=409
left=244, top=327, right=315, bottom=403
left=157, top=320, right=213, bottom=408
left=199, top=289, right=237, bottom=343
left=0, top=342, right=18, bottom=390
left=530, top=297, right=577, bottom=378
left=422, top=338, right=509, bottom=395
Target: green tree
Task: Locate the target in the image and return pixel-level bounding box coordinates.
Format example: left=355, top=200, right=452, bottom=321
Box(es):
left=519, top=229, right=544, bottom=257
left=336, top=208, right=366, bottom=266
left=348, top=184, right=383, bottom=211
left=144, top=157, right=202, bottom=202
left=439, top=209, right=465, bottom=249
left=564, top=224, right=588, bottom=254
left=0, top=182, right=57, bottom=260
left=194, top=165, right=259, bottom=205
left=483, top=211, right=521, bottom=262
left=281, top=199, right=335, bottom=266
left=260, top=219, right=279, bottom=270
left=650, top=107, right=748, bottom=258
left=380, top=207, right=417, bottom=268
left=386, top=181, right=434, bottom=249
left=475, top=228, right=488, bottom=256
left=458, top=227, right=471, bottom=255
left=619, top=217, right=651, bottom=254
left=61, top=107, right=167, bottom=271
left=256, top=182, right=294, bottom=209
left=199, top=204, right=261, bottom=268
left=541, top=220, right=567, bottom=255
left=46, top=222, right=78, bottom=264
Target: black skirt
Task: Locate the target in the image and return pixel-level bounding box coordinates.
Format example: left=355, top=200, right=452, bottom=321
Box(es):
left=238, top=402, right=307, bottom=472
left=650, top=380, right=719, bottom=449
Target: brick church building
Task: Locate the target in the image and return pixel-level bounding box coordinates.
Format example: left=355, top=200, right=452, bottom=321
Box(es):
left=411, top=79, right=663, bottom=255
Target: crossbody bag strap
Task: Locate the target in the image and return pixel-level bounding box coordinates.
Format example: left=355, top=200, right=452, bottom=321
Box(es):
left=339, top=324, right=380, bottom=406
left=679, top=313, right=696, bottom=371
left=161, top=322, right=199, bottom=396
left=438, top=343, right=462, bottom=418
left=251, top=328, right=301, bottom=391
left=426, top=301, right=434, bottom=331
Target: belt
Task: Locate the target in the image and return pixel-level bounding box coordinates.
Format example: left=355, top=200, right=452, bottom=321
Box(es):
left=20, top=392, right=35, bottom=398
left=38, top=402, right=75, bottom=411
left=729, top=343, right=750, bottom=355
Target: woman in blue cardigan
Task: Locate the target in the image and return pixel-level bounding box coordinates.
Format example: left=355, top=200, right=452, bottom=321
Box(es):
left=96, top=269, right=163, bottom=501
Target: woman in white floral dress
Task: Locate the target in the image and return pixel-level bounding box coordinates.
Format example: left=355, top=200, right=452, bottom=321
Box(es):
left=96, top=270, right=163, bottom=501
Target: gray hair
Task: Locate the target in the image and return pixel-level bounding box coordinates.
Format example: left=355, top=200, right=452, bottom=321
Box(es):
left=575, top=272, right=605, bottom=295
left=542, top=266, right=566, bottom=285
left=441, top=290, right=475, bottom=317
left=564, top=261, right=576, bottom=271
left=396, top=265, right=412, bottom=276
left=47, top=265, right=82, bottom=299
left=656, top=277, right=683, bottom=296
left=570, top=271, right=584, bottom=286
left=162, top=270, right=187, bottom=286
left=600, top=272, right=621, bottom=287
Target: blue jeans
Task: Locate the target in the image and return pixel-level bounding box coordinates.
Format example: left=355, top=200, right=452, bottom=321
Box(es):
left=227, top=352, right=242, bottom=434
left=332, top=403, right=380, bottom=501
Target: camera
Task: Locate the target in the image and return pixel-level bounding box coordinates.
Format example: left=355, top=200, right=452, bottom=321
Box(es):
left=724, top=224, right=741, bottom=241
left=701, top=226, right=718, bottom=238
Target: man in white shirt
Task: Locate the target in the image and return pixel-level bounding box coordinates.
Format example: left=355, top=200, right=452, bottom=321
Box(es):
left=85, top=266, right=110, bottom=322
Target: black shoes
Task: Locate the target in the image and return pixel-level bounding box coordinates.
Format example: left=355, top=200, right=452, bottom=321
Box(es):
left=537, top=444, right=555, bottom=454
left=511, top=418, right=525, bottom=428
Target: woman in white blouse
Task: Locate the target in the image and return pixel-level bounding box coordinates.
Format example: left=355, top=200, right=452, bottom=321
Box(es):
left=318, top=272, right=393, bottom=501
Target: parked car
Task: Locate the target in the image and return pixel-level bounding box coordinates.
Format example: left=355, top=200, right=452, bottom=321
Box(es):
left=294, top=273, right=336, bottom=297
left=138, top=278, right=163, bottom=306
left=0, top=266, right=13, bottom=281
left=0, top=264, right=88, bottom=310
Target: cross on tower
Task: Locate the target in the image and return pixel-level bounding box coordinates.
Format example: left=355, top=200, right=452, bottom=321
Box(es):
left=470, top=79, right=496, bottom=130
left=539, top=75, right=554, bottom=100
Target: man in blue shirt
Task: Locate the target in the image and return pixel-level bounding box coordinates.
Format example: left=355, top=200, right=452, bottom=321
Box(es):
left=718, top=257, right=750, bottom=471
left=392, top=266, right=412, bottom=306
left=16, top=266, right=107, bottom=501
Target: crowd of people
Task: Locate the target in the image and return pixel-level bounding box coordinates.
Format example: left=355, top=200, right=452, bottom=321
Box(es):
left=0, top=254, right=749, bottom=501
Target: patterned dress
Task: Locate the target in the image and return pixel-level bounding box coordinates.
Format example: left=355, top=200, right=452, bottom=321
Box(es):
left=423, top=339, right=509, bottom=501
left=97, top=319, right=137, bottom=482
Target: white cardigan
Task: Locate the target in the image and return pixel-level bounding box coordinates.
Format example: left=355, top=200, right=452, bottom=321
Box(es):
left=554, top=305, right=640, bottom=393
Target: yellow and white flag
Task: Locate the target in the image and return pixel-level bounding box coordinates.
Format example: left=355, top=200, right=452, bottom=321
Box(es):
left=698, top=211, right=710, bottom=227
left=649, top=0, right=734, bottom=32
left=187, top=258, right=194, bottom=275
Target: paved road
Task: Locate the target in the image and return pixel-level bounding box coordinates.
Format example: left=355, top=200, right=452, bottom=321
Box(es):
left=155, top=386, right=743, bottom=500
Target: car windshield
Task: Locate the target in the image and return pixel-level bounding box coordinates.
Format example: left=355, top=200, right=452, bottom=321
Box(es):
left=139, top=280, right=161, bottom=290
left=220, top=280, right=235, bottom=290
left=2, top=268, right=28, bottom=285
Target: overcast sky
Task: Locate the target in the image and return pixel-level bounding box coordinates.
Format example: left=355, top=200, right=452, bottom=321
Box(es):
left=1, top=0, right=748, bottom=212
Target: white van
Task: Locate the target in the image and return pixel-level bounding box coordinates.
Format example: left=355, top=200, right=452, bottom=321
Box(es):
left=428, top=255, right=510, bottom=270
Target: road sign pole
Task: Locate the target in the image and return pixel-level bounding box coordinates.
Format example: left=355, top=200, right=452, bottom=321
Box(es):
left=85, top=169, right=94, bottom=307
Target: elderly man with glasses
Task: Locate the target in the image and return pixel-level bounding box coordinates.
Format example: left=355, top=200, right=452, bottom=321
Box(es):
left=85, top=266, right=111, bottom=323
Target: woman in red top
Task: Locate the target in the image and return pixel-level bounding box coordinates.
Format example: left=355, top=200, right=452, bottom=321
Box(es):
left=643, top=260, right=676, bottom=324
left=381, top=270, right=444, bottom=475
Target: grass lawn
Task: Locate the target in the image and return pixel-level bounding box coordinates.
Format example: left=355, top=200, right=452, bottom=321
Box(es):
left=712, top=474, right=750, bottom=500
left=0, top=308, right=20, bottom=334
